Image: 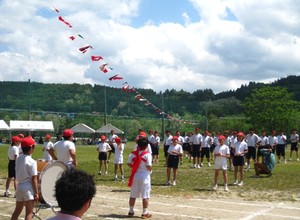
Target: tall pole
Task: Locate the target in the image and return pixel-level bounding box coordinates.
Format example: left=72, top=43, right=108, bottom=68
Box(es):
left=104, top=85, right=108, bottom=125
left=28, top=79, right=32, bottom=120
left=161, top=92, right=165, bottom=136
left=205, top=104, right=208, bottom=130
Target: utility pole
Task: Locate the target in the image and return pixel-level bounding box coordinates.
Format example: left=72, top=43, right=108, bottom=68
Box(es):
left=161, top=92, right=165, bottom=136
left=104, top=85, right=108, bottom=125
left=28, top=79, right=32, bottom=120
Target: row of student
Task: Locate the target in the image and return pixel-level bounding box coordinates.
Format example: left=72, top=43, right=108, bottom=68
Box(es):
left=6, top=128, right=278, bottom=219
left=160, top=128, right=299, bottom=168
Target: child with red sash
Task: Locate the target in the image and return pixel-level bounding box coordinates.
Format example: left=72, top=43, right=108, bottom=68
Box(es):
left=127, top=137, right=152, bottom=219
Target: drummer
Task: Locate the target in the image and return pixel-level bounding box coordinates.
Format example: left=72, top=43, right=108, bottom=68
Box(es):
left=49, top=129, right=78, bottom=167
left=11, top=136, right=39, bottom=220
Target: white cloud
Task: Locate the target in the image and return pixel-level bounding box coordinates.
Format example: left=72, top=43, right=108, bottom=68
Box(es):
left=0, top=0, right=300, bottom=94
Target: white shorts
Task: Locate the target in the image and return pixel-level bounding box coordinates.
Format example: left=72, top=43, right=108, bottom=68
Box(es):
left=16, top=182, right=34, bottom=201
left=114, top=156, right=123, bottom=164
left=130, top=172, right=151, bottom=199
left=214, top=158, right=227, bottom=170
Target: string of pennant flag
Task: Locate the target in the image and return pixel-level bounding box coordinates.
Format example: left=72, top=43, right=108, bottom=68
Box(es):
left=51, top=6, right=195, bottom=125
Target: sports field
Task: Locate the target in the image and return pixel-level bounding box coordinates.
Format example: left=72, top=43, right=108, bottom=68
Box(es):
left=0, top=143, right=299, bottom=219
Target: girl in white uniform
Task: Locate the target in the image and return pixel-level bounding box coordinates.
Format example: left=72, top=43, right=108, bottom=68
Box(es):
left=114, top=137, right=124, bottom=181
left=213, top=135, right=230, bottom=191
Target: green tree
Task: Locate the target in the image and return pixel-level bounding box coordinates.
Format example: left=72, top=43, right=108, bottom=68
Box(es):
left=242, top=86, right=300, bottom=131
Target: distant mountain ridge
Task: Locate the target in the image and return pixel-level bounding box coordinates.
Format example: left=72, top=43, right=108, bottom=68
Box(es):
left=0, top=75, right=299, bottom=118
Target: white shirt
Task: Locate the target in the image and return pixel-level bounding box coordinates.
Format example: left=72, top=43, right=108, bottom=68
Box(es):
left=127, top=150, right=152, bottom=173
left=163, top=135, right=173, bottom=145
left=109, top=134, right=118, bottom=143
left=232, top=140, right=248, bottom=156
left=245, top=134, right=261, bottom=147
left=260, top=136, right=269, bottom=146
left=202, top=136, right=213, bottom=148
left=230, top=136, right=237, bottom=148
left=167, top=144, right=183, bottom=155
left=96, top=142, right=111, bottom=152
left=190, top=133, right=202, bottom=145
left=290, top=134, right=299, bottom=143
left=114, top=143, right=124, bottom=164
left=52, top=140, right=76, bottom=164
left=46, top=212, right=81, bottom=220
left=43, top=141, right=53, bottom=161
left=268, top=135, right=278, bottom=146
left=277, top=134, right=286, bottom=145
left=152, top=136, right=160, bottom=145
left=177, top=136, right=185, bottom=145
left=148, top=134, right=154, bottom=143
left=8, top=145, right=19, bottom=160
left=214, top=144, right=230, bottom=165
left=16, top=154, right=37, bottom=184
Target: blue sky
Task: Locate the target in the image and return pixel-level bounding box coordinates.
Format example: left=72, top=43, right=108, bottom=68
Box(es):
left=0, top=0, right=300, bottom=94
left=131, top=0, right=200, bottom=27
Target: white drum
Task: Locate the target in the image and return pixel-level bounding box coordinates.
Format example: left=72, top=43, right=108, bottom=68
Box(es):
left=39, top=161, right=67, bottom=206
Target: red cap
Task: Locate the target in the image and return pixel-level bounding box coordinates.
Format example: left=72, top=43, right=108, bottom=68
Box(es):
left=218, top=135, right=226, bottom=140
left=115, top=137, right=122, bottom=143
left=173, top=136, right=178, bottom=141
left=139, top=131, right=147, bottom=137
left=45, top=134, right=51, bottom=139
left=18, top=133, right=24, bottom=138
left=237, top=132, right=245, bottom=137
left=12, top=136, right=21, bottom=142
left=100, top=135, right=106, bottom=140
left=62, top=129, right=74, bottom=137
left=21, top=136, right=36, bottom=148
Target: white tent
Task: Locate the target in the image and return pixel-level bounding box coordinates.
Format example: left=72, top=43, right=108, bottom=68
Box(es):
left=71, top=123, right=95, bottom=133
left=95, top=123, right=124, bottom=134
left=9, top=120, right=54, bottom=131
left=0, top=120, right=10, bottom=130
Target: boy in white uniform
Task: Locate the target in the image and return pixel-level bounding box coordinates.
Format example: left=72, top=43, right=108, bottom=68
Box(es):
left=4, top=136, right=20, bottom=197
left=213, top=135, right=230, bottom=191
left=127, top=137, right=152, bottom=219
left=42, top=134, right=53, bottom=162
left=114, top=137, right=125, bottom=181
left=49, top=129, right=78, bottom=167
left=11, top=136, right=38, bottom=220
left=289, top=129, right=299, bottom=161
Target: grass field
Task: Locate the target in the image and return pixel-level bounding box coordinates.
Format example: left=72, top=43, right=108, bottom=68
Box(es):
left=0, top=142, right=299, bottom=202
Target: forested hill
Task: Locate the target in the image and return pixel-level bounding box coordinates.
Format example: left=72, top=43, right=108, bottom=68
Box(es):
left=0, top=75, right=299, bottom=118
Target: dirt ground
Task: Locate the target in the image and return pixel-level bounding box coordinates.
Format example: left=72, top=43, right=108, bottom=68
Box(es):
left=0, top=179, right=300, bottom=220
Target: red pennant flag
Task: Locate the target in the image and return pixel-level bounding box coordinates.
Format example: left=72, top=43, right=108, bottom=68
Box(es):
left=79, top=45, right=93, bottom=53
left=135, top=94, right=145, bottom=101
left=122, top=82, right=129, bottom=92
left=58, top=16, right=72, bottom=28
left=99, top=63, right=108, bottom=73
left=109, top=74, right=123, bottom=81
left=91, top=55, right=103, bottom=61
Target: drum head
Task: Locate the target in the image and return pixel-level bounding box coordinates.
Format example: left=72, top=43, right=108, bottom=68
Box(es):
left=40, top=161, right=67, bottom=206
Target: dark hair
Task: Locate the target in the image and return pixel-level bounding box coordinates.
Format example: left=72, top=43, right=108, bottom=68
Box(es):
left=55, top=169, right=96, bottom=212
left=137, top=137, right=149, bottom=150
left=264, top=144, right=272, bottom=149
left=21, top=146, right=34, bottom=153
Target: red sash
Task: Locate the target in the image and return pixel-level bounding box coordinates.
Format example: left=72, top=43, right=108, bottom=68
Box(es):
left=128, top=149, right=148, bottom=187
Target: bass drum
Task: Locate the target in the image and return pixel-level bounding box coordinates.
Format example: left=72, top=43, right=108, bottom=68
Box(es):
left=37, top=159, right=49, bottom=174
left=39, top=161, right=67, bottom=206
